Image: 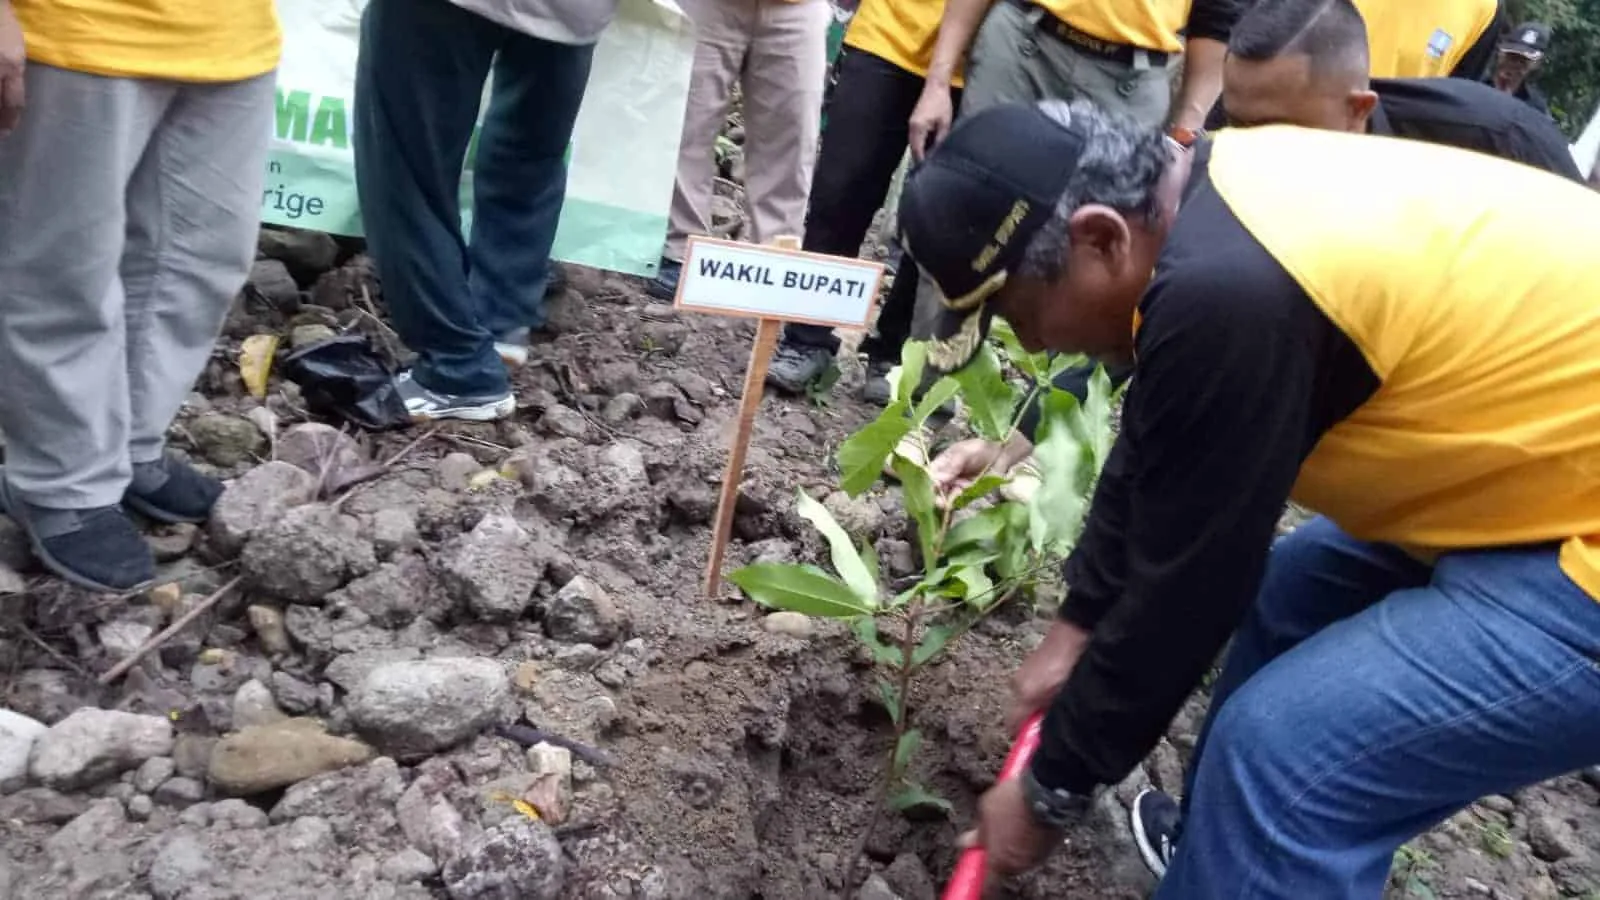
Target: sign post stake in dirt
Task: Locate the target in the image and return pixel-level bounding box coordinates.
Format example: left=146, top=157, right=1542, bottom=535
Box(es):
left=670, top=234, right=884, bottom=596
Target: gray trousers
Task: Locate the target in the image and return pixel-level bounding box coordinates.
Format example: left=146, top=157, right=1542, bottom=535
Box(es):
left=0, top=64, right=274, bottom=510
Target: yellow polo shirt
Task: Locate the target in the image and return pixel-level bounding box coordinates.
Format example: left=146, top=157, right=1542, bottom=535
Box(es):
left=1041, top=0, right=1192, bottom=54
left=1353, top=0, right=1499, bottom=78
left=844, top=0, right=964, bottom=83
left=13, top=0, right=282, bottom=83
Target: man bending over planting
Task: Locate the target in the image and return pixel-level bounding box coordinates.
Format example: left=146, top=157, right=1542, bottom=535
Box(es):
left=901, top=97, right=1600, bottom=898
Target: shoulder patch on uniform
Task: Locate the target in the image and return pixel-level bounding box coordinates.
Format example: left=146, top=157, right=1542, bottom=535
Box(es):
left=1427, top=29, right=1455, bottom=60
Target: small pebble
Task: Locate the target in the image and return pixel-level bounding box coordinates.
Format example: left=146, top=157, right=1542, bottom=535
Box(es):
left=126, top=794, right=154, bottom=821
left=762, top=611, right=814, bottom=639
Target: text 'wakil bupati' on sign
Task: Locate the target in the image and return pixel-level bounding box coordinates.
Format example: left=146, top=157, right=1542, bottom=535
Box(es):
left=696, top=258, right=873, bottom=299
left=674, top=236, right=885, bottom=329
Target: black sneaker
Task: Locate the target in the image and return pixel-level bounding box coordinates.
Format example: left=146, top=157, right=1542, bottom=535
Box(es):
left=124, top=454, right=224, bottom=524
left=646, top=258, right=681, bottom=301
left=0, top=474, right=154, bottom=593
left=860, top=358, right=895, bottom=406
left=1130, top=789, right=1182, bottom=878
left=765, top=341, right=834, bottom=394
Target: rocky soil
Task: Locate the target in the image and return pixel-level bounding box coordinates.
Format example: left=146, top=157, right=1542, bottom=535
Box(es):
left=0, top=223, right=1596, bottom=900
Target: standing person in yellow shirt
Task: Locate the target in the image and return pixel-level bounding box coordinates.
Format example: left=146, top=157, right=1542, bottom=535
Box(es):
left=766, top=0, right=966, bottom=398
left=1352, top=0, right=1505, bottom=79
left=0, top=0, right=280, bottom=591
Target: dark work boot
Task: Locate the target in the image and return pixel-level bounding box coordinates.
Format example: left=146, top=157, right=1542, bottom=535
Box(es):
left=646, top=258, right=681, bottom=301
left=766, top=340, right=835, bottom=394
left=124, top=453, right=225, bottom=524
left=0, top=473, right=155, bottom=592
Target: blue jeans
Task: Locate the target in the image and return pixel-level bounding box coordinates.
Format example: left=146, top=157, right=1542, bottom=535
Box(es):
left=1162, top=517, right=1600, bottom=899
left=353, top=0, right=594, bottom=397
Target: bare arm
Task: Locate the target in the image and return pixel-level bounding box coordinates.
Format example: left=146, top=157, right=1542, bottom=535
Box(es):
left=908, top=0, right=995, bottom=158
left=1170, top=36, right=1226, bottom=132
left=0, top=0, right=24, bottom=137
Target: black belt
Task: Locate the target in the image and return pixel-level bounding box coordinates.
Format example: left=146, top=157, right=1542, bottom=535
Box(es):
left=1005, top=0, right=1172, bottom=68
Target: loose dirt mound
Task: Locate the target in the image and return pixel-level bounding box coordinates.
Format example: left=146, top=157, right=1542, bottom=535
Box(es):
left=0, top=232, right=1596, bottom=900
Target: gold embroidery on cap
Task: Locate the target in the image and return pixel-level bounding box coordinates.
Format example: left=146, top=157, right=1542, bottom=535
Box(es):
left=942, top=270, right=1008, bottom=312
left=973, top=199, right=1031, bottom=273
left=929, top=310, right=985, bottom=371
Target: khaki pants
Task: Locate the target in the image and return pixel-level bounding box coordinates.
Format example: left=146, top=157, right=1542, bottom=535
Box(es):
left=663, top=0, right=830, bottom=261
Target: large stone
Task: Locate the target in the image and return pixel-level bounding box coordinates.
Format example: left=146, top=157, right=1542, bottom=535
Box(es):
left=28, top=708, right=173, bottom=790
left=248, top=258, right=300, bottom=308
left=0, top=786, right=87, bottom=824
left=347, top=657, right=509, bottom=758
left=544, top=576, right=625, bottom=646
left=442, top=817, right=565, bottom=900
left=0, top=709, right=47, bottom=791
left=369, top=508, right=421, bottom=559
left=189, top=413, right=268, bottom=468
left=324, top=647, right=423, bottom=693
left=326, top=555, right=437, bottom=628
left=241, top=503, right=378, bottom=603
left=258, top=226, right=340, bottom=284
left=396, top=761, right=468, bottom=864
left=208, top=717, right=375, bottom=795
left=208, top=460, right=319, bottom=556
left=438, top=513, right=546, bottom=623
left=267, top=757, right=405, bottom=844
left=276, top=422, right=370, bottom=485
left=0, top=561, right=25, bottom=595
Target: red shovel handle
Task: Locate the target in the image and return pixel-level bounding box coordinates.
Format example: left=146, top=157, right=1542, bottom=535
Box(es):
left=941, top=712, right=1045, bottom=900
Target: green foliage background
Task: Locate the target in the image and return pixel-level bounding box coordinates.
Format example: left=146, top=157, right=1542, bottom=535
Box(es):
left=1511, top=0, right=1600, bottom=134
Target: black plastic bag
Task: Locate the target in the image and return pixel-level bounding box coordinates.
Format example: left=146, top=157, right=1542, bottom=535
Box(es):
left=280, top=334, right=410, bottom=431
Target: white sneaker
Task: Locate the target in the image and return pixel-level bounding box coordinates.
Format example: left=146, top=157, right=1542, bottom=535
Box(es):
left=394, top=371, right=515, bottom=422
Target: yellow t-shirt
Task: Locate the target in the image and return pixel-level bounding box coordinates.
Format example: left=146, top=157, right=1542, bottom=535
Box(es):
left=844, top=0, right=963, bottom=84
left=1353, top=0, right=1498, bottom=78
left=1039, top=0, right=1191, bottom=54
left=1209, top=126, right=1600, bottom=599
left=14, top=0, right=282, bottom=83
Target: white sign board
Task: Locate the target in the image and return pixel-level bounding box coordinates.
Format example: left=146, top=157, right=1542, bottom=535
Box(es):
left=674, top=236, right=885, bottom=328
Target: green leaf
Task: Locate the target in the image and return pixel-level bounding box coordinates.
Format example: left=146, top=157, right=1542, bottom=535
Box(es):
left=837, top=408, right=915, bottom=496
left=955, top=567, right=995, bottom=609
left=854, top=617, right=903, bottom=666
left=989, top=319, right=1053, bottom=382
left=992, top=503, right=1033, bottom=580
left=1028, top=389, right=1097, bottom=553
left=945, top=505, right=1009, bottom=552
left=1073, top=365, right=1116, bottom=469
left=859, top=540, right=880, bottom=590
left=795, top=490, right=878, bottom=606
left=950, top=473, right=1008, bottom=510
left=951, top=344, right=1020, bottom=441
left=891, top=342, right=929, bottom=407
left=893, top=456, right=941, bottom=566
left=728, top=563, right=874, bottom=619
left=911, top=375, right=961, bottom=425
left=889, top=783, right=953, bottom=815
left=878, top=681, right=903, bottom=725
left=912, top=623, right=958, bottom=666
left=892, top=728, right=922, bottom=777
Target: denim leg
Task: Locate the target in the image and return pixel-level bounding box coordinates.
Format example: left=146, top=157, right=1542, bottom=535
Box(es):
left=1159, top=544, right=1600, bottom=900
left=1179, top=517, right=1431, bottom=816
left=353, top=0, right=505, bottom=397
left=471, top=36, right=595, bottom=338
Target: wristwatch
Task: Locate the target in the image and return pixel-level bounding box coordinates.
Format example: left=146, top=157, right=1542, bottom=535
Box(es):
left=1020, top=766, right=1097, bottom=829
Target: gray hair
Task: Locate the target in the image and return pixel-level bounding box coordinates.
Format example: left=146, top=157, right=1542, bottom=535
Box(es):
left=1017, top=99, right=1172, bottom=282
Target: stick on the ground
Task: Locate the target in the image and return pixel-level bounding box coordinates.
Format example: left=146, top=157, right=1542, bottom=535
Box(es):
left=97, top=576, right=242, bottom=685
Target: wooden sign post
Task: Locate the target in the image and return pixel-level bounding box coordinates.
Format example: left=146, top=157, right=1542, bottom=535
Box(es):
left=671, top=234, right=885, bottom=596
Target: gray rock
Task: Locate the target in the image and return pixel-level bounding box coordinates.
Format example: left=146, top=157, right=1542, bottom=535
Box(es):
left=539, top=405, right=590, bottom=440
left=29, top=708, right=173, bottom=790
left=133, top=756, right=177, bottom=794
left=762, top=611, right=814, bottom=639
left=241, top=503, right=378, bottom=603
left=324, top=648, right=423, bottom=693
left=383, top=847, right=439, bottom=883
left=269, top=671, right=322, bottom=715
left=327, top=555, right=436, bottom=629
left=248, top=604, right=293, bottom=656
left=603, top=393, right=642, bottom=423
left=145, top=523, right=199, bottom=562
left=178, top=803, right=211, bottom=827
left=369, top=508, right=421, bottom=559
left=885, top=853, right=936, bottom=900
left=291, top=323, right=338, bottom=348
left=0, top=561, right=26, bottom=594
left=189, top=412, right=267, bottom=467
left=258, top=227, right=340, bottom=284
left=0, top=786, right=87, bottom=824
left=208, top=460, right=319, bottom=556
left=208, top=718, right=375, bottom=795
left=347, top=657, right=509, bottom=757
left=209, top=797, right=269, bottom=829
left=268, top=757, right=405, bottom=843
left=149, top=829, right=214, bottom=900
left=442, top=818, right=565, bottom=900
left=435, top=452, right=482, bottom=491
left=396, top=761, right=468, bottom=864
left=522, top=667, right=616, bottom=745
left=233, top=678, right=288, bottom=729
left=172, top=733, right=216, bottom=780
left=438, top=513, right=546, bottom=623
left=127, top=793, right=154, bottom=820
left=596, top=441, right=648, bottom=483
left=544, top=576, right=625, bottom=646
left=858, top=874, right=903, bottom=900
left=1529, top=813, right=1583, bottom=862
left=0, top=708, right=47, bottom=791
left=823, top=490, right=887, bottom=541
left=276, top=422, right=369, bottom=484
left=45, top=797, right=126, bottom=857
left=309, top=255, right=376, bottom=311
left=249, top=258, right=300, bottom=308
left=153, top=776, right=206, bottom=807
left=284, top=604, right=396, bottom=664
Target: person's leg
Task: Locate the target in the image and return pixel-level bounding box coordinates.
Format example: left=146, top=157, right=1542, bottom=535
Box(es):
left=121, top=72, right=277, bottom=525
left=650, top=0, right=750, bottom=297
left=774, top=48, right=924, bottom=387
left=0, top=64, right=170, bottom=590
left=740, top=0, right=827, bottom=249
left=960, top=0, right=1048, bottom=113
left=1033, top=38, right=1172, bottom=129
left=1157, top=544, right=1600, bottom=900
left=353, top=0, right=510, bottom=404
left=469, top=34, right=596, bottom=348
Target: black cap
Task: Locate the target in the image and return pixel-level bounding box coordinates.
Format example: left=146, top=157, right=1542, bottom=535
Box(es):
left=1501, top=22, right=1552, bottom=57
left=897, top=103, right=1086, bottom=372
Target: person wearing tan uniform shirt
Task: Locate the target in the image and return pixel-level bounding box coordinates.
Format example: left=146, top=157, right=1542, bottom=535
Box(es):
left=0, top=0, right=280, bottom=591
